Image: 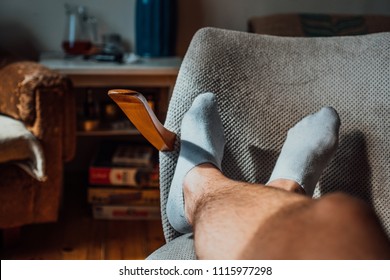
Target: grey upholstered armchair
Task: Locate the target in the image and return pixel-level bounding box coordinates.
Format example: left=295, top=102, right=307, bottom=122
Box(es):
left=110, top=28, right=390, bottom=259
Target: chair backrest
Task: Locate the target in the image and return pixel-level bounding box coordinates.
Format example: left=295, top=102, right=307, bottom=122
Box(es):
left=160, top=27, right=390, bottom=242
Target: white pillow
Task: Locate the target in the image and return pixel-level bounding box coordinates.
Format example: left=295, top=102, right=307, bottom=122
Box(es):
left=0, top=115, right=46, bottom=181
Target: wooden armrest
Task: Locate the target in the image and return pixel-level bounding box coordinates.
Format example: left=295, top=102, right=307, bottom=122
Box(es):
left=108, top=89, right=176, bottom=151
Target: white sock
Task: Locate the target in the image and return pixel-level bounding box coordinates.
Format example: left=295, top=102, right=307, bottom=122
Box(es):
left=268, top=107, right=340, bottom=196
left=166, top=92, right=225, bottom=233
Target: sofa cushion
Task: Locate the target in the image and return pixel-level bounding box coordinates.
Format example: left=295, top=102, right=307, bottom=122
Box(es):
left=0, top=114, right=46, bottom=181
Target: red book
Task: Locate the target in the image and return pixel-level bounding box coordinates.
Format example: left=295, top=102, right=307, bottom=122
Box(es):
left=89, top=142, right=158, bottom=187
left=89, top=165, right=158, bottom=187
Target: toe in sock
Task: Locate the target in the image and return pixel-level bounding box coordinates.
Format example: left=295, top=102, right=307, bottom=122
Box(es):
left=268, top=107, right=340, bottom=196
left=167, top=92, right=225, bottom=233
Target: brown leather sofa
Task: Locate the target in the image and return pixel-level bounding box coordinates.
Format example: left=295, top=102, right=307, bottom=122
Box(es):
left=0, top=57, right=76, bottom=236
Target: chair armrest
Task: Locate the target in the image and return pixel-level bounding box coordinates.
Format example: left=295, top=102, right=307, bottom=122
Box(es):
left=108, top=89, right=176, bottom=151
left=0, top=61, right=76, bottom=161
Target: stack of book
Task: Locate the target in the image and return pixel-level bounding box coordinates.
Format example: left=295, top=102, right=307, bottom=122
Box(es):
left=88, top=142, right=160, bottom=220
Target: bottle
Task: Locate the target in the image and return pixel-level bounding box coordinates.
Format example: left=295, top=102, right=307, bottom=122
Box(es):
left=82, top=89, right=100, bottom=131
left=135, top=0, right=177, bottom=57
left=84, top=89, right=99, bottom=119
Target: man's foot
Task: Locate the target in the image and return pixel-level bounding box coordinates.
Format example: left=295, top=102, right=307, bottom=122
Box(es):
left=166, top=92, right=225, bottom=233
left=267, top=107, right=340, bottom=196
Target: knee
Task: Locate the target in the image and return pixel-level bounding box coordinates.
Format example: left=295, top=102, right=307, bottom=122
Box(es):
left=314, top=192, right=377, bottom=226
left=313, top=192, right=390, bottom=258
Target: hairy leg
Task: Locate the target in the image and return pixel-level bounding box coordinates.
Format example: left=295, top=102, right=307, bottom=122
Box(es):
left=167, top=95, right=390, bottom=259
left=185, top=164, right=390, bottom=259
left=167, top=92, right=225, bottom=233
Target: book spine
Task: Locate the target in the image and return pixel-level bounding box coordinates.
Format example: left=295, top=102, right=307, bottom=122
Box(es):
left=88, top=187, right=160, bottom=205
left=89, top=166, right=158, bottom=187
left=92, top=205, right=160, bottom=220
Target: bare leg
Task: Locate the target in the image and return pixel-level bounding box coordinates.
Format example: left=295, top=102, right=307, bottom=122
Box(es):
left=167, top=94, right=390, bottom=259
left=184, top=164, right=390, bottom=259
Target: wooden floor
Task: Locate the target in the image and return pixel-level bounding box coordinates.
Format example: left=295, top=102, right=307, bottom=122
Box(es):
left=0, top=175, right=166, bottom=260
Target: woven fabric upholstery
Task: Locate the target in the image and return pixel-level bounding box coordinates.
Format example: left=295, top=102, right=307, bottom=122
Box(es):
left=146, top=233, right=195, bottom=260
left=159, top=28, right=390, bottom=248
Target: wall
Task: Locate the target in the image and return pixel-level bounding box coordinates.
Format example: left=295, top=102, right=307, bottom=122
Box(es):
left=0, top=0, right=136, bottom=59
left=176, top=0, right=390, bottom=55
left=0, top=0, right=389, bottom=58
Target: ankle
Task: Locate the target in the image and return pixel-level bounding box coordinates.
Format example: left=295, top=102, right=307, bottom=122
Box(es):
left=166, top=92, right=226, bottom=233
left=267, top=179, right=306, bottom=194
left=183, top=163, right=224, bottom=224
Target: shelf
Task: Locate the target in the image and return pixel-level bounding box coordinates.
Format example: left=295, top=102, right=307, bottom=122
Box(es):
left=40, top=52, right=181, bottom=76
left=41, top=53, right=178, bottom=187
left=77, top=128, right=140, bottom=137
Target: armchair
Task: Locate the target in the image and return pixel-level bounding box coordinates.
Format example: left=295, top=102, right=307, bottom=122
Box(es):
left=110, top=27, right=390, bottom=259
left=0, top=59, right=76, bottom=239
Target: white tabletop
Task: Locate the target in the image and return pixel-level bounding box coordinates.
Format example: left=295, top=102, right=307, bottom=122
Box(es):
left=40, top=52, right=182, bottom=76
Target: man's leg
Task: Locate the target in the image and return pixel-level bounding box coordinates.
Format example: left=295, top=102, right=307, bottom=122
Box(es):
left=185, top=165, right=390, bottom=259
left=167, top=93, right=390, bottom=259
left=167, top=92, right=225, bottom=233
